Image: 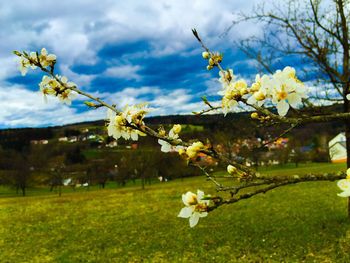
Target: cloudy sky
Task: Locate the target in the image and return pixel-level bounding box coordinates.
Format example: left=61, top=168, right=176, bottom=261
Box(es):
left=1, top=0, right=297, bottom=128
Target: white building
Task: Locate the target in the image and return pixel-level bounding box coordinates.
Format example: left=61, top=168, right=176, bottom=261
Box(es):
left=329, top=133, right=347, bottom=163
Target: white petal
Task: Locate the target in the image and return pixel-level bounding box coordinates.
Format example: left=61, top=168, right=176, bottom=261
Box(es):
left=61, top=76, right=68, bottom=83
left=217, top=90, right=225, bottom=96
left=107, top=109, right=115, bottom=120
left=158, top=139, right=171, bottom=152
left=20, top=66, right=27, bottom=76
left=67, top=81, right=76, bottom=88
left=198, top=212, right=208, bottom=218
left=47, top=54, right=56, bottom=61
left=337, top=179, right=350, bottom=191
left=121, top=131, right=129, bottom=140
left=287, top=93, right=301, bottom=108
left=247, top=95, right=256, bottom=105
left=169, top=129, right=175, bottom=138
left=189, top=213, right=200, bottom=227
left=276, top=100, right=289, bottom=116
left=197, top=190, right=205, bottom=201
left=347, top=94, right=350, bottom=101
left=41, top=48, right=47, bottom=56
left=130, top=131, right=138, bottom=141
left=338, top=191, right=350, bottom=197
left=181, top=194, right=187, bottom=205
left=178, top=207, right=193, bottom=218
left=257, top=100, right=265, bottom=107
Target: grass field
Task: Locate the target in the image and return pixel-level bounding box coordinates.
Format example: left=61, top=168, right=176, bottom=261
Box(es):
left=1, top=163, right=350, bottom=262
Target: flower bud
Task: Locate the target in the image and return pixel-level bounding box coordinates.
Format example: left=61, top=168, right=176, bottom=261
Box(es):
left=202, top=51, right=210, bottom=59
left=192, top=141, right=204, bottom=151
left=240, top=87, right=248, bottom=96
left=178, top=148, right=186, bottom=156
left=13, top=50, right=22, bottom=56
left=216, top=55, right=223, bottom=63
left=208, top=58, right=215, bottom=66
left=250, top=82, right=260, bottom=92
left=251, top=112, right=259, bottom=119
left=158, top=127, right=166, bottom=136
left=227, top=164, right=237, bottom=174
left=172, top=124, right=182, bottom=134
left=186, top=148, right=198, bottom=159
left=346, top=168, right=350, bottom=179
left=207, top=65, right=213, bottom=70
left=254, top=91, right=265, bottom=101
left=84, top=101, right=96, bottom=107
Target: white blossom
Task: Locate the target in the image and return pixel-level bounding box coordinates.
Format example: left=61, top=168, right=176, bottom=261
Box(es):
left=107, top=104, right=150, bottom=141
left=219, top=79, right=247, bottom=116
left=178, top=190, right=210, bottom=227
left=158, top=124, right=184, bottom=153
left=19, top=57, right=30, bottom=76
left=39, top=48, right=56, bottom=68
left=337, top=168, right=350, bottom=197
left=247, top=74, right=271, bottom=106
left=186, top=141, right=204, bottom=159
left=38, top=75, right=76, bottom=104
left=270, top=67, right=307, bottom=116
left=337, top=179, right=350, bottom=197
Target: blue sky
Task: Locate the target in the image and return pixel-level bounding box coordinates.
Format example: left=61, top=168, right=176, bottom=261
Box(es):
left=0, top=0, right=319, bottom=128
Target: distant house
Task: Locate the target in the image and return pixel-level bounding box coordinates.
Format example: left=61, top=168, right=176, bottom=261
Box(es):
left=265, top=137, right=289, bottom=150
left=106, top=141, right=118, bottom=148
left=68, top=136, right=78, bottom=143
left=30, top=139, right=49, bottom=145
left=329, top=133, right=347, bottom=163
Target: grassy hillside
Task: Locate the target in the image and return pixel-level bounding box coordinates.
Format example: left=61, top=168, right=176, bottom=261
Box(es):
left=0, top=163, right=350, bottom=262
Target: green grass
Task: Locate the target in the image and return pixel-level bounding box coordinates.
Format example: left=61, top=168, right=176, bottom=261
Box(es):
left=1, top=163, right=350, bottom=262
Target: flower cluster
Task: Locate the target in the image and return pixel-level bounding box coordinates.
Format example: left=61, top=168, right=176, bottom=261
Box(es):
left=107, top=104, right=150, bottom=141
left=202, top=51, right=223, bottom=70
left=179, top=141, right=205, bottom=160
left=158, top=127, right=206, bottom=161
left=16, top=48, right=56, bottom=76
left=178, top=190, right=210, bottom=227
left=158, top=124, right=184, bottom=153
left=39, top=75, right=76, bottom=105
left=337, top=168, right=350, bottom=197
left=218, top=66, right=307, bottom=116
left=218, top=75, right=248, bottom=116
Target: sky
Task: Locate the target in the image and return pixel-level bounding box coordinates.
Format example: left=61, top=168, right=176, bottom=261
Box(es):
left=0, top=0, right=308, bottom=128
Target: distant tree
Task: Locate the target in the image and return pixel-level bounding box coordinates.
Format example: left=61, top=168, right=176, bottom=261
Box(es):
left=65, top=145, right=86, bottom=165
left=64, top=129, right=81, bottom=137
left=0, top=145, right=48, bottom=196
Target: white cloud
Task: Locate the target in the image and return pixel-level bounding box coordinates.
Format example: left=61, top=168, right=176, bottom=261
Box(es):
left=0, top=82, right=215, bottom=127
left=104, top=65, right=141, bottom=80
left=1, top=0, right=287, bottom=128
left=0, top=84, right=105, bottom=127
